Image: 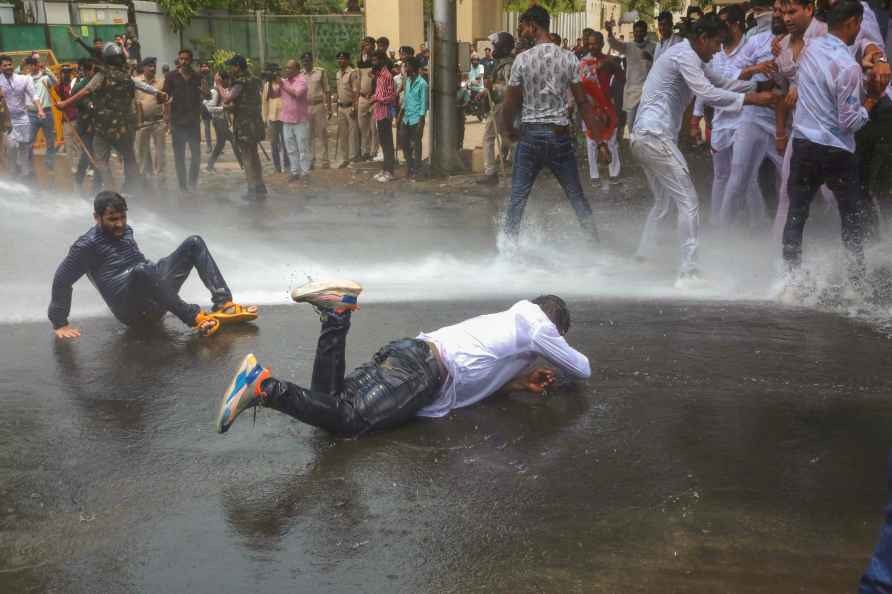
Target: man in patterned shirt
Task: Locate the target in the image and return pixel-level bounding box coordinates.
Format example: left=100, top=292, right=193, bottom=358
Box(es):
left=500, top=5, right=606, bottom=243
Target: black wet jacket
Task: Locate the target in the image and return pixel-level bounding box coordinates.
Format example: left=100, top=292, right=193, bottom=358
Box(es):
left=48, top=225, right=147, bottom=328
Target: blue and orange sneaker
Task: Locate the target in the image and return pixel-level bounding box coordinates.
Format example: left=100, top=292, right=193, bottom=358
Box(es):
left=216, top=353, right=270, bottom=434
left=291, top=279, right=362, bottom=315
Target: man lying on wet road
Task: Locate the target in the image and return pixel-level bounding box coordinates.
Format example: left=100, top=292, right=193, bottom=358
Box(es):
left=48, top=191, right=257, bottom=339
left=215, top=280, right=591, bottom=436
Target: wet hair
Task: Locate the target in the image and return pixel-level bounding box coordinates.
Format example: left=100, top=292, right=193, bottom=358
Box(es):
left=93, top=191, right=128, bottom=216
left=520, top=5, right=551, bottom=31
left=532, top=295, right=570, bottom=335
left=719, top=4, right=746, bottom=27
left=690, top=13, right=728, bottom=39
left=827, top=0, right=862, bottom=26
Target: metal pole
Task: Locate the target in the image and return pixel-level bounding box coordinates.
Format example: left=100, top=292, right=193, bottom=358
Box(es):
left=256, top=10, right=265, bottom=66
left=431, top=0, right=463, bottom=175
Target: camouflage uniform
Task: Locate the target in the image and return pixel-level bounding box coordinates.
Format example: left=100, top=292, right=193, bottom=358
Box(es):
left=230, top=72, right=266, bottom=196
left=92, top=63, right=139, bottom=191
left=483, top=56, right=514, bottom=177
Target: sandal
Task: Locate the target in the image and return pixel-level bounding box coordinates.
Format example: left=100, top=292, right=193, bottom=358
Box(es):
left=193, top=311, right=221, bottom=337
left=209, top=302, right=259, bottom=325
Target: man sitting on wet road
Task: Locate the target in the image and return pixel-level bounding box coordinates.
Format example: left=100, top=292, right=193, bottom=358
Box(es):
left=48, top=191, right=258, bottom=339
left=215, top=281, right=591, bottom=436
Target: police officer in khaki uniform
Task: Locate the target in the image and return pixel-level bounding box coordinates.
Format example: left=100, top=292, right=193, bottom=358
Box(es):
left=356, top=37, right=379, bottom=161
left=301, top=52, right=331, bottom=170
left=334, top=51, right=360, bottom=168
left=133, top=57, right=166, bottom=177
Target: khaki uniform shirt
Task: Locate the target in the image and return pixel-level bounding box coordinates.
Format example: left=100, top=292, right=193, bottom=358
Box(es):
left=134, top=74, right=163, bottom=122
left=336, top=67, right=359, bottom=105
left=305, top=67, right=328, bottom=105
left=358, top=67, right=374, bottom=99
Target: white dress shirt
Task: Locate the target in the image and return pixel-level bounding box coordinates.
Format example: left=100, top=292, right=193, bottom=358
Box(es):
left=793, top=33, right=870, bottom=153
left=416, top=300, right=591, bottom=418
left=653, top=34, right=683, bottom=63
left=693, top=40, right=749, bottom=150
left=634, top=39, right=754, bottom=148
left=854, top=1, right=885, bottom=57
left=608, top=36, right=656, bottom=109
left=736, top=30, right=779, bottom=135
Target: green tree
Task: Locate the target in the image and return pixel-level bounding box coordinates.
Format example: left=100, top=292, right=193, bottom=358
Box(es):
left=504, top=0, right=585, bottom=12
left=159, top=0, right=346, bottom=31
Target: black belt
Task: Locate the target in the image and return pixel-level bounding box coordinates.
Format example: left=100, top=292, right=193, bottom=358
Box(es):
left=523, top=122, right=571, bottom=136
left=338, top=101, right=354, bottom=108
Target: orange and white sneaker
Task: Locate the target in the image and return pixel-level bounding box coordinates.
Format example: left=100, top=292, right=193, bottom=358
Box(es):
left=216, top=353, right=270, bottom=434
left=291, top=279, right=362, bottom=314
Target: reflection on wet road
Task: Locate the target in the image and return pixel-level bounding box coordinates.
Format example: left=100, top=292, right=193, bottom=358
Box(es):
left=2, top=300, right=891, bottom=593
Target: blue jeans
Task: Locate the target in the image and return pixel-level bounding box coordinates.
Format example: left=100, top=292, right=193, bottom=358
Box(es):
left=28, top=111, right=56, bottom=170
left=504, top=124, right=595, bottom=239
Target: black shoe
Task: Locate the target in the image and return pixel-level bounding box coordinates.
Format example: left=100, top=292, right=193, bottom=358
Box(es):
left=477, top=174, right=499, bottom=186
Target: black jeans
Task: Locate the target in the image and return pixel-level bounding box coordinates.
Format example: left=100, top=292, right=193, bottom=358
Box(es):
left=269, top=121, right=290, bottom=173
left=400, top=121, right=423, bottom=176
left=171, top=124, right=201, bottom=190
left=116, top=235, right=232, bottom=327
left=783, top=138, right=867, bottom=273
left=376, top=117, right=394, bottom=174
left=208, top=118, right=243, bottom=168
left=261, top=312, right=443, bottom=437
left=856, top=96, right=892, bottom=237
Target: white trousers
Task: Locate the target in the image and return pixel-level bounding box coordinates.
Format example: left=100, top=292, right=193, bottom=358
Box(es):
left=771, top=134, right=838, bottom=239
left=5, top=120, right=32, bottom=175
left=585, top=128, right=621, bottom=180
left=718, top=124, right=781, bottom=227
left=632, top=133, right=699, bottom=274
left=282, top=121, right=311, bottom=176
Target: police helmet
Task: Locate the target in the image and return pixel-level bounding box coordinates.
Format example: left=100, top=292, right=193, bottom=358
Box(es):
left=102, top=42, right=124, bottom=59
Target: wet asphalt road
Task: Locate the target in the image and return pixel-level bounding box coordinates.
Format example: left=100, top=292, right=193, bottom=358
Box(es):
left=4, top=152, right=892, bottom=592
left=2, top=298, right=892, bottom=593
